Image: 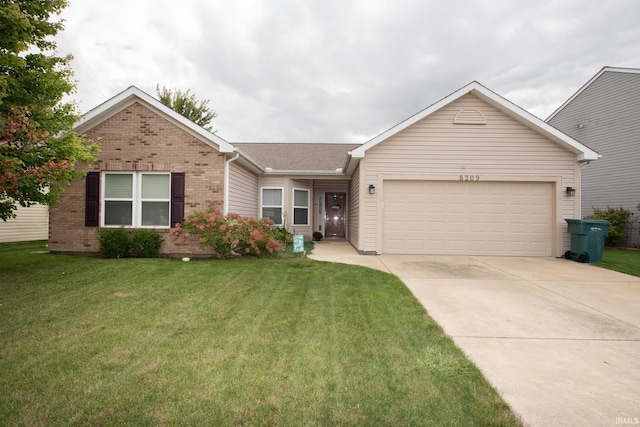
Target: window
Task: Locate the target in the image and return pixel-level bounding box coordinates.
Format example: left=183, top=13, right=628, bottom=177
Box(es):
left=103, top=172, right=171, bottom=227
left=261, top=188, right=283, bottom=225
left=293, top=189, right=309, bottom=225
left=140, top=174, right=170, bottom=226
left=104, top=173, right=133, bottom=226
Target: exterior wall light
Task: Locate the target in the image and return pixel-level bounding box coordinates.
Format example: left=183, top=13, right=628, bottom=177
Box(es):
left=566, top=187, right=576, bottom=197
left=368, top=184, right=376, bottom=195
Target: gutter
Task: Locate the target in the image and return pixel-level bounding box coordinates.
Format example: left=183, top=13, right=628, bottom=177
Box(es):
left=263, top=168, right=347, bottom=176
left=223, top=151, right=241, bottom=215
left=343, top=152, right=359, bottom=176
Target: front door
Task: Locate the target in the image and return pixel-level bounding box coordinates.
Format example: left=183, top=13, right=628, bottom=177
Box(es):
left=324, top=192, right=346, bottom=238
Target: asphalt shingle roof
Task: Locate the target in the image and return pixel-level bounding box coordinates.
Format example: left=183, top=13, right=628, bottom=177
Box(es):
left=234, top=143, right=361, bottom=172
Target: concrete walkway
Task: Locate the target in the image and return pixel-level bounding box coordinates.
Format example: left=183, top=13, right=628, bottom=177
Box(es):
left=309, top=240, right=640, bottom=427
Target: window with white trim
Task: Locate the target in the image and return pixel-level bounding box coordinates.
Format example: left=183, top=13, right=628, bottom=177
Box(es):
left=293, top=188, right=309, bottom=226
left=261, top=188, right=283, bottom=225
left=102, top=172, right=171, bottom=227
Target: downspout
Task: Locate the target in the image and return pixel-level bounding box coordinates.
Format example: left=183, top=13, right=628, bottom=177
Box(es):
left=224, top=151, right=240, bottom=215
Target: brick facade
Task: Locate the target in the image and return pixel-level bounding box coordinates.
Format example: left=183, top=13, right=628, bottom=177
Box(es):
left=49, top=102, right=225, bottom=255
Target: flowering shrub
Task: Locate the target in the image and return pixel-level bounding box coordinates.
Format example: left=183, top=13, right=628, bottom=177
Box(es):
left=172, top=205, right=290, bottom=258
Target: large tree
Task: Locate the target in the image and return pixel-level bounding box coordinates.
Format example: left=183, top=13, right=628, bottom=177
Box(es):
left=157, top=85, right=217, bottom=132
left=0, top=0, right=97, bottom=221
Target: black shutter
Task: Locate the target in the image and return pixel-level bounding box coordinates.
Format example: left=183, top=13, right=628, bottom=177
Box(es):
left=170, top=172, right=185, bottom=228
left=85, top=171, right=100, bottom=227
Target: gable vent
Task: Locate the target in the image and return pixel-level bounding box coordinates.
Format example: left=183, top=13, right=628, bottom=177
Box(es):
left=453, top=108, right=486, bottom=125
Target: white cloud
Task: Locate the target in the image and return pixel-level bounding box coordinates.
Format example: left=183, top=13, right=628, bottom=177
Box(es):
left=57, top=0, right=640, bottom=142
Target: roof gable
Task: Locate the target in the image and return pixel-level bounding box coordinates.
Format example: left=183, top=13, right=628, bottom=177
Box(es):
left=74, top=86, right=236, bottom=153
left=546, top=66, right=640, bottom=122
left=350, top=81, right=599, bottom=162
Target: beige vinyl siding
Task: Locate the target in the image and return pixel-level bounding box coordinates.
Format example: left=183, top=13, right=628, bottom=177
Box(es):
left=360, top=158, right=379, bottom=252
left=362, top=93, right=578, bottom=255
left=259, top=176, right=286, bottom=188
left=228, top=162, right=259, bottom=217
left=313, top=181, right=349, bottom=193
left=0, top=204, right=49, bottom=243
left=348, top=163, right=360, bottom=249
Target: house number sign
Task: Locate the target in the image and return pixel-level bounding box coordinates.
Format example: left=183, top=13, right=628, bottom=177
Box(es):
left=460, top=175, right=480, bottom=181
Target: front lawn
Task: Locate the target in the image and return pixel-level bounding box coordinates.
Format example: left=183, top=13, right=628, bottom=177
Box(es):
left=0, top=242, right=520, bottom=426
left=596, top=248, right=640, bottom=277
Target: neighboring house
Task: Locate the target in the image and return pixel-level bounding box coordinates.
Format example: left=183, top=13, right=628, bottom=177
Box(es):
left=547, top=66, right=640, bottom=245
left=49, top=82, right=598, bottom=257
left=0, top=203, right=49, bottom=243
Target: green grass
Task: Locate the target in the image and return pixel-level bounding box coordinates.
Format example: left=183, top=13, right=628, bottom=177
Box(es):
left=596, top=248, right=640, bottom=277
left=0, top=241, right=521, bottom=426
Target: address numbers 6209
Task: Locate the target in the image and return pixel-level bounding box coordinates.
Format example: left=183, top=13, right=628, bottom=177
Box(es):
left=460, top=175, right=480, bottom=181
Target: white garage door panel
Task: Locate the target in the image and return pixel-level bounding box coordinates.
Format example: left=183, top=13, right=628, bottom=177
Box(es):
left=382, top=181, right=553, bottom=256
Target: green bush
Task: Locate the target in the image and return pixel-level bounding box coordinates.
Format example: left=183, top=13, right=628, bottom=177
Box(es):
left=130, top=229, right=164, bottom=258
left=99, top=228, right=164, bottom=258
left=98, top=227, right=132, bottom=258
left=592, top=207, right=632, bottom=245
left=273, top=227, right=293, bottom=247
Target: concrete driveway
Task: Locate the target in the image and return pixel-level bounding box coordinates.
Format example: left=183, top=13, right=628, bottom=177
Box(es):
left=310, top=242, right=640, bottom=426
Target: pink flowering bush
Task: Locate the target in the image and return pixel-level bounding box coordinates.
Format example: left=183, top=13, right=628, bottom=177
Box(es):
left=172, top=205, right=291, bottom=258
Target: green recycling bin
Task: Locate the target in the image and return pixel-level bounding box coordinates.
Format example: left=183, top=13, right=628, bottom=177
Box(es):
left=564, top=219, right=610, bottom=263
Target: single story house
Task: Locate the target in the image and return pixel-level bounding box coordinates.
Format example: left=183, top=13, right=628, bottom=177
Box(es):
left=49, top=81, right=599, bottom=257
left=546, top=66, right=640, bottom=245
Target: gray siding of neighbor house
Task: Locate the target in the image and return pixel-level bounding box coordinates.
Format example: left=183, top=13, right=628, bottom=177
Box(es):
left=548, top=70, right=640, bottom=244
left=228, top=162, right=259, bottom=217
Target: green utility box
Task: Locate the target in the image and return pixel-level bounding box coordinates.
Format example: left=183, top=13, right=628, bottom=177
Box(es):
left=564, top=219, right=610, bottom=263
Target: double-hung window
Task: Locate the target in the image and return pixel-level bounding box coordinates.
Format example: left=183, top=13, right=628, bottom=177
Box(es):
left=104, top=173, right=134, bottom=226
left=140, top=174, right=170, bottom=226
left=261, top=188, right=283, bottom=225
left=103, top=172, right=171, bottom=227
left=293, top=189, right=309, bottom=226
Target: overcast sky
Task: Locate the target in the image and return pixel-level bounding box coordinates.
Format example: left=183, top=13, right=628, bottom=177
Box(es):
left=56, top=0, right=640, bottom=142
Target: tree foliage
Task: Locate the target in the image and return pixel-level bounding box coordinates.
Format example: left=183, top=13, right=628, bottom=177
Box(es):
left=156, top=85, right=217, bottom=131
left=0, top=0, right=98, bottom=221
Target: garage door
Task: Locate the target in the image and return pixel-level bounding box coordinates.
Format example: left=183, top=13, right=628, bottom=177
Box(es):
left=382, top=180, right=554, bottom=256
